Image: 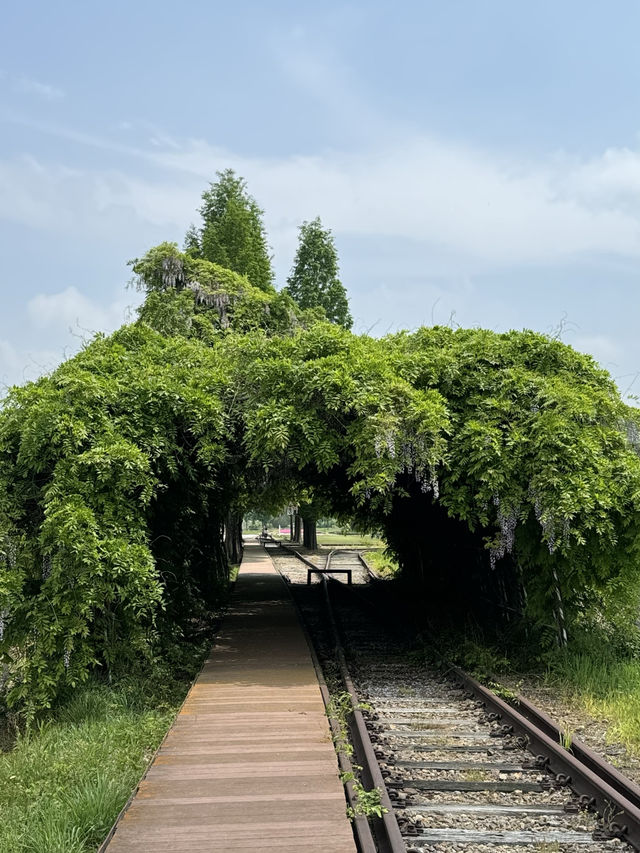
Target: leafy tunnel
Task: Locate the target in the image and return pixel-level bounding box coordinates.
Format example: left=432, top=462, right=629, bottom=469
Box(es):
left=1, top=242, right=640, bottom=712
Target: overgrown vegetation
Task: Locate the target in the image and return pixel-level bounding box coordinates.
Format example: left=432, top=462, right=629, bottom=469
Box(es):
left=545, top=643, right=640, bottom=755
left=430, top=617, right=640, bottom=758
left=327, top=692, right=386, bottom=821
left=2, top=170, right=640, bottom=719
left=363, top=549, right=399, bottom=578
left=0, top=632, right=212, bottom=853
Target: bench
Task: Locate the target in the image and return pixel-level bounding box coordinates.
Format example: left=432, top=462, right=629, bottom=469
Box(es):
left=307, top=568, right=352, bottom=585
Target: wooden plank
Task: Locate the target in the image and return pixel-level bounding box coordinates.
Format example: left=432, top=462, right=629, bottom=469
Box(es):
left=389, top=779, right=543, bottom=792
left=102, top=543, right=356, bottom=853
left=402, top=803, right=566, bottom=816
left=413, top=829, right=596, bottom=845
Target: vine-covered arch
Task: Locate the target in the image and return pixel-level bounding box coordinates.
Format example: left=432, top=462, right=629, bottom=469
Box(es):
left=2, top=245, right=639, bottom=712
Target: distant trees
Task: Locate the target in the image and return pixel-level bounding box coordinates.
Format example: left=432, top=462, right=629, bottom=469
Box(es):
left=286, top=217, right=352, bottom=330
left=184, top=173, right=352, bottom=327
left=185, top=169, right=274, bottom=292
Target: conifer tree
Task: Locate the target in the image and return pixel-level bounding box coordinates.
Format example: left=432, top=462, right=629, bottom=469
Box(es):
left=286, top=217, right=352, bottom=329
left=184, top=169, right=273, bottom=291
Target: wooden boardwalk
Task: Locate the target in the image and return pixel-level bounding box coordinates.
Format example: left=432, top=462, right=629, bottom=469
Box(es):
left=103, top=542, right=356, bottom=852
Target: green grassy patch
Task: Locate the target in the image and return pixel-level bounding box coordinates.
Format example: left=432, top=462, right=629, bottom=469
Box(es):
left=0, top=641, right=212, bottom=853
left=446, top=630, right=640, bottom=758
left=317, top=532, right=384, bottom=547
left=363, top=548, right=399, bottom=578
left=544, top=647, right=640, bottom=754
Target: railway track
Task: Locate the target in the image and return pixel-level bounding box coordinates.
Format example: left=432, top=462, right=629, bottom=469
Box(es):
left=266, top=539, right=639, bottom=853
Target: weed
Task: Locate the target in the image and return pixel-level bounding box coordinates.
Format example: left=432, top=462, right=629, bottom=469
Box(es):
left=362, top=549, right=399, bottom=579
left=559, top=723, right=574, bottom=752
left=488, top=679, right=522, bottom=704
left=461, top=768, right=485, bottom=782
left=545, top=645, right=640, bottom=755
left=327, top=691, right=355, bottom=758
left=346, top=782, right=387, bottom=819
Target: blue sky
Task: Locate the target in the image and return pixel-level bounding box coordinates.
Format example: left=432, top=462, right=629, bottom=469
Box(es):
left=1, top=1, right=640, bottom=395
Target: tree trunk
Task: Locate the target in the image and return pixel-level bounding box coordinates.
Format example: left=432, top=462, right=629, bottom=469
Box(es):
left=225, top=511, right=244, bottom=565
left=302, top=516, right=317, bottom=550
left=235, top=515, right=244, bottom=563
left=292, top=513, right=301, bottom=543
left=552, top=567, right=568, bottom=647
left=202, top=514, right=228, bottom=602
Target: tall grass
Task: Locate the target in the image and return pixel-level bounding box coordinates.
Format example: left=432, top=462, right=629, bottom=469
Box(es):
left=0, top=643, right=211, bottom=853
left=545, top=645, right=640, bottom=754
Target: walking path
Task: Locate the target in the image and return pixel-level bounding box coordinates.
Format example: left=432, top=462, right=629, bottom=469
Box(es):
left=103, top=542, right=356, bottom=852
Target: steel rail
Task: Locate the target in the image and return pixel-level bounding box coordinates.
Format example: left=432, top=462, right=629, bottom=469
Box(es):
left=513, top=691, right=640, bottom=812
left=278, top=554, right=376, bottom=853
left=310, top=555, right=640, bottom=850
left=451, top=666, right=640, bottom=849
left=320, top=575, right=407, bottom=853
left=276, top=540, right=640, bottom=850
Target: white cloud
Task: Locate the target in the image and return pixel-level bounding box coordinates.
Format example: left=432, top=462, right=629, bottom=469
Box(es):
left=27, top=286, right=139, bottom=336
left=134, top=135, right=640, bottom=267
left=0, top=338, right=60, bottom=390
left=0, top=287, right=142, bottom=389
left=2, top=123, right=640, bottom=273
left=1, top=72, right=64, bottom=101
left=0, top=154, right=191, bottom=238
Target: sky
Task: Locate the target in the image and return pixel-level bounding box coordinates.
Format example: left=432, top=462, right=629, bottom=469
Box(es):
left=1, top=1, right=640, bottom=396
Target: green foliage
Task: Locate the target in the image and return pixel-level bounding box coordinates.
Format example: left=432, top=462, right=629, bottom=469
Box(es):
left=536, top=638, right=640, bottom=755
left=346, top=782, right=386, bottom=820
left=131, top=242, right=306, bottom=337
left=383, top=326, right=640, bottom=629
left=187, top=169, right=274, bottom=291
left=0, top=325, right=234, bottom=713
left=458, top=641, right=512, bottom=680
left=363, top=549, right=399, bottom=578
left=0, top=636, right=207, bottom=853
left=286, top=217, right=352, bottom=329
left=2, top=260, right=640, bottom=713
left=327, top=690, right=355, bottom=758
left=9, top=164, right=638, bottom=716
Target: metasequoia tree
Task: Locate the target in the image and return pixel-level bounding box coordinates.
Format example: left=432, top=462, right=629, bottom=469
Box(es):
left=286, top=217, right=352, bottom=330
left=185, top=169, right=274, bottom=292
left=283, top=215, right=352, bottom=540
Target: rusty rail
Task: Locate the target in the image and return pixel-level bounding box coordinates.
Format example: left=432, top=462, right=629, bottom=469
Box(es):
left=319, top=576, right=407, bottom=853
left=302, top=551, right=640, bottom=851
left=513, top=692, right=640, bottom=812
left=451, top=666, right=640, bottom=849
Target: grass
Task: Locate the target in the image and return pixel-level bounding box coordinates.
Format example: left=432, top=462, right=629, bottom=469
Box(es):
left=363, top=548, right=399, bottom=578
left=266, top=530, right=385, bottom=547
left=317, top=532, right=384, bottom=546
left=544, top=647, right=640, bottom=755
left=426, top=615, right=640, bottom=759
left=0, top=639, right=213, bottom=853
left=456, top=631, right=640, bottom=757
